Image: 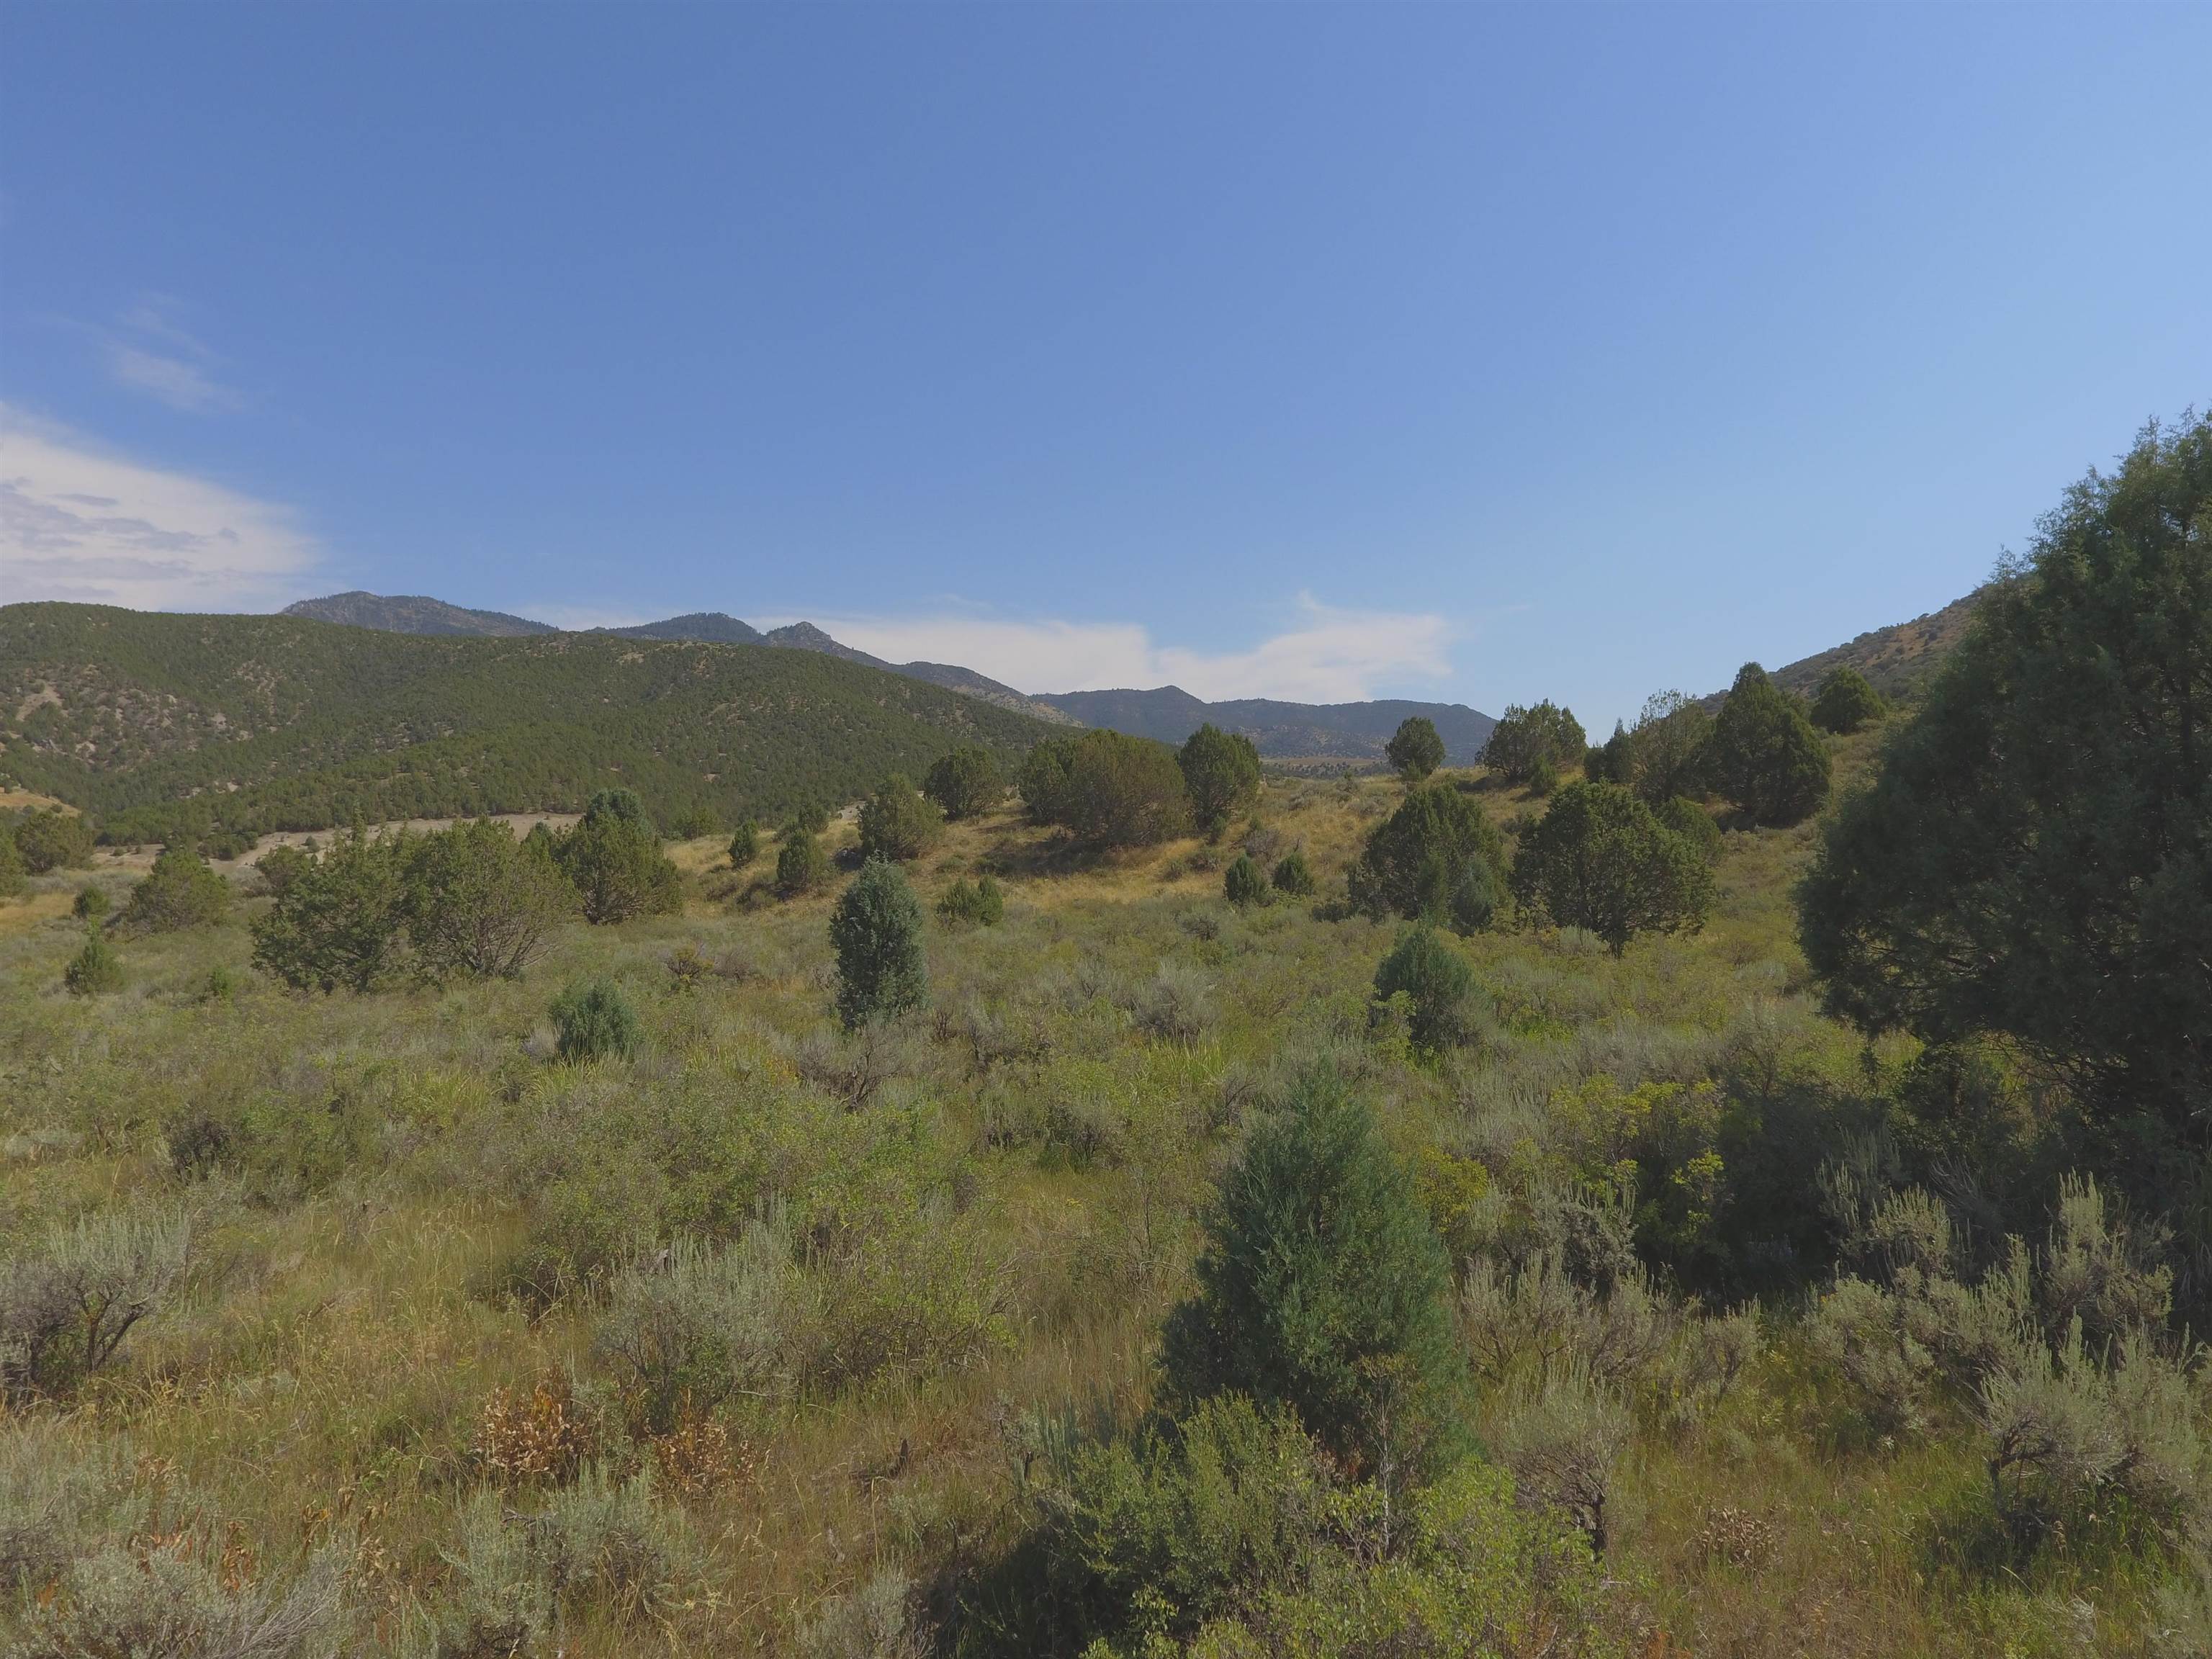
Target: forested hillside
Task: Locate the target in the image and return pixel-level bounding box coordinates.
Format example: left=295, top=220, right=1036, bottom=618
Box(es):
left=0, top=605, right=1047, bottom=844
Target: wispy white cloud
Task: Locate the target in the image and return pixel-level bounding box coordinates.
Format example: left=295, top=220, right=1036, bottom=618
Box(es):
left=791, top=594, right=1453, bottom=703
left=97, top=297, right=241, bottom=413
left=0, top=406, right=321, bottom=610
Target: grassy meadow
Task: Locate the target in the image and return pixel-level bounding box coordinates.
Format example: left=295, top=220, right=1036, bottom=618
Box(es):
left=0, top=743, right=2185, bottom=1656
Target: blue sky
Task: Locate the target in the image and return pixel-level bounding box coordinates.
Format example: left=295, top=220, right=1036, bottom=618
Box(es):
left=3, top=4, right=2206, bottom=723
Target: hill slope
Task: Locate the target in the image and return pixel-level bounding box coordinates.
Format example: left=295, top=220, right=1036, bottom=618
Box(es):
left=0, top=604, right=1048, bottom=843
left=281, top=590, right=556, bottom=637
left=605, top=612, right=763, bottom=644
left=1768, top=588, right=1984, bottom=701
left=1037, top=686, right=1496, bottom=763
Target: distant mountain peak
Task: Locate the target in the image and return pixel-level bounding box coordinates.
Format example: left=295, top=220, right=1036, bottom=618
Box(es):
left=283, top=591, right=556, bottom=637
left=603, top=612, right=761, bottom=644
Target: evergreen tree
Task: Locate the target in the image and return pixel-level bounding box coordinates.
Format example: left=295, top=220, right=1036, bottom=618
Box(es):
left=550, top=978, right=642, bottom=1063
left=71, top=884, right=109, bottom=922
left=1385, top=716, right=1447, bottom=783
left=1482, top=701, right=1586, bottom=786
left=1178, top=724, right=1263, bottom=839
left=924, top=746, right=1004, bottom=820
left=857, top=773, right=944, bottom=862
left=1223, top=852, right=1269, bottom=907
left=727, top=819, right=759, bottom=868
left=775, top=828, right=830, bottom=896
left=405, top=818, right=575, bottom=982
left=1621, top=691, right=1713, bottom=805
left=1030, top=730, right=1192, bottom=848
left=0, top=830, right=23, bottom=899
left=1270, top=848, right=1316, bottom=898
left=14, top=807, right=94, bottom=874
left=1702, top=664, right=1831, bottom=826
left=1347, top=783, right=1505, bottom=932
left=1160, top=1064, right=1465, bottom=1477
left=554, top=793, right=681, bottom=924
left=1510, top=781, right=1714, bottom=955
left=830, top=858, right=927, bottom=1028
left=1375, top=925, right=1478, bottom=1051
left=63, top=928, right=124, bottom=997
left=1800, top=412, right=2212, bottom=1147
left=117, top=847, right=230, bottom=934
left=1809, top=665, right=1888, bottom=734
left=250, top=827, right=411, bottom=992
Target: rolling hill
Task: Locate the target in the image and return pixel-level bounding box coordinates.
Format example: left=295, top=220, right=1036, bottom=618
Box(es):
left=1035, top=687, right=1496, bottom=764
left=280, top=590, right=557, bottom=637
left=0, top=604, right=1048, bottom=845
left=1766, top=588, right=1985, bottom=701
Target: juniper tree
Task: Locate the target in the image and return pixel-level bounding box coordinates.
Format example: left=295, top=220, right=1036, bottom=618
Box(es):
left=830, top=858, right=927, bottom=1028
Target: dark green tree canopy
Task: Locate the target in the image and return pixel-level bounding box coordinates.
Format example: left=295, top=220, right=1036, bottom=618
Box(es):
left=1809, top=665, right=1888, bottom=735
left=727, top=819, right=759, bottom=868
left=1510, top=780, right=1714, bottom=955
left=1800, top=413, right=2212, bottom=1134
left=858, top=773, right=944, bottom=863
left=251, top=828, right=413, bottom=994
left=1702, top=664, right=1830, bottom=826
left=1178, top=724, right=1263, bottom=838
left=775, top=829, right=830, bottom=896
left=1022, top=730, right=1191, bottom=848
left=1385, top=716, right=1447, bottom=783
left=923, top=745, right=1004, bottom=821
left=1347, top=783, right=1505, bottom=932
left=117, top=846, right=230, bottom=935
left=1374, top=925, right=1478, bottom=1052
left=405, top=817, right=574, bottom=983
left=1223, top=852, right=1269, bottom=907
left=554, top=806, right=681, bottom=925
left=14, top=807, right=94, bottom=875
left=1270, top=848, right=1316, bottom=898
left=1482, top=701, right=1586, bottom=786
left=830, top=857, right=928, bottom=1028
left=1159, top=1064, right=1465, bottom=1476
left=1621, top=691, right=1714, bottom=805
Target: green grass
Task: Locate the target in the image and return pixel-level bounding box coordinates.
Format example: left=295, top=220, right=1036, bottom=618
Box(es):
left=0, top=742, right=2188, bottom=1655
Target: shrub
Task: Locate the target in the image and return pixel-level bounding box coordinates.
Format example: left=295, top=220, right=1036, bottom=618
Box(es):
left=1129, top=960, right=1213, bottom=1045
left=407, top=818, right=575, bottom=982
left=61, top=930, right=124, bottom=997
left=13, top=1542, right=349, bottom=1659
left=0, top=830, right=23, bottom=899
left=1498, top=1367, right=1633, bottom=1554
left=1223, top=853, right=1268, bottom=907
left=1179, top=724, right=1263, bottom=838
left=1617, top=690, right=1714, bottom=804
left=727, top=819, right=759, bottom=868
left=1510, top=781, right=1714, bottom=955
left=1386, top=715, right=1447, bottom=782
left=71, top=884, right=109, bottom=922
left=936, top=874, right=1004, bottom=927
left=801, top=1567, right=927, bottom=1659
left=1025, top=729, right=1192, bottom=847
left=550, top=979, right=643, bottom=1064
left=1810, top=664, right=1887, bottom=734
left=1702, top=662, right=1830, bottom=826
left=831, top=858, right=927, bottom=1028
left=596, top=1225, right=800, bottom=1432
left=668, top=803, right=722, bottom=840
left=554, top=793, right=681, bottom=924
left=1527, top=753, right=1560, bottom=796
left=1483, top=701, right=1586, bottom=786
left=115, top=846, right=229, bottom=934
left=1161, top=1064, right=1466, bottom=1477
left=776, top=829, right=830, bottom=896
left=1, top=1200, right=189, bottom=1398
left=858, top=773, right=944, bottom=863
left=1270, top=848, right=1316, bottom=897
left=1347, top=783, right=1506, bottom=932
left=251, top=827, right=411, bottom=992
left=1655, top=794, right=1722, bottom=865
left=924, top=745, right=1004, bottom=820
left=14, top=806, right=94, bottom=874
left=1374, top=925, right=1479, bottom=1052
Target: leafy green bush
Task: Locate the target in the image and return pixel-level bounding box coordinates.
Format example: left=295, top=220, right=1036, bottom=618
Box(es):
left=406, top=817, right=575, bottom=982
left=1160, top=1064, right=1465, bottom=1476
left=1346, top=783, right=1505, bottom=932
left=727, top=819, right=760, bottom=868
left=858, top=773, right=944, bottom=863
left=1179, top=724, right=1262, bottom=839
left=1655, top=794, right=1722, bottom=865
left=250, top=828, right=411, bottom=992
left=71, top=884, right=109, bottom=922
left=13, top=806, right=93, bottom=874
left=831, top=858, right=927, bottom=1028
left=1810, top=665, right=1887, bottom=734
left=1223, top=853, right=1268, bottom=907
left=1269, top=848, right=1315, bottom=897
left=1510, top=781, right=1714, bottom=955
left=1483, top=701, right=1586, bottom=786
left=61, top=930, right=124, bottom=997
left=554, top=791, right=682, bottom=924
left=596, top=1225, right=799, bottom=1431
left=551, top=978, right=643, bottom=1064
left=776, top=828, right=830, bottom=896
left=936, top=874, right=1004, bottom=927
left=925, top=745, right=1004, bottom=820
left=1374, top=925, right=1479, bottom=1052
left=1702, top=662, right=1830, bottom=826
left=116, top=845, right=229, bottom=935
left=1386, top=716, right=1447, bottom=783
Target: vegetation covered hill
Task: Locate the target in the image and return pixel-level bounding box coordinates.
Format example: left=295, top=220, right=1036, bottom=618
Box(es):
left=1038, top=685, right=1498, bottom=763
left=1768, top=588, right=1984, bottom=701
left=281, top=590, right=558, bottom=636
left=0, top=604, right=1048, bottom=844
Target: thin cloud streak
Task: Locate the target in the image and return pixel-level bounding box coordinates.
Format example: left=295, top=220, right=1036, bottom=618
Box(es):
left=0, top=406, right=321, bottom=610
left=805, top=595, right=1454, bottom=703
left=105, top=342, right=241, bottom=413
